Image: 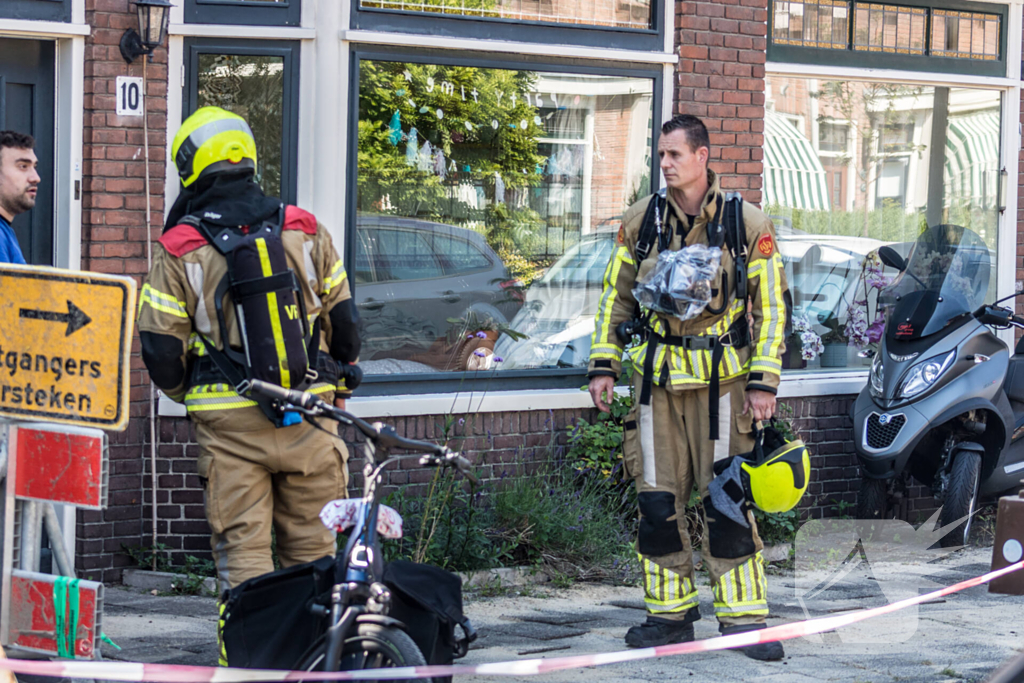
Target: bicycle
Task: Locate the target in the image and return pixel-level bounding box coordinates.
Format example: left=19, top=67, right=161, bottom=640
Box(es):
left=247, top=379, right=479, bottom=677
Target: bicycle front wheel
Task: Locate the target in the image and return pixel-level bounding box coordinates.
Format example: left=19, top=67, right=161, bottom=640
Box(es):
left=297, top=623, right=427, bottom=681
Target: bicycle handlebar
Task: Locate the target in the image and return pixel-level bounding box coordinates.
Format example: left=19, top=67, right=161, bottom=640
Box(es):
left=247, top=379, right=479, bottom=484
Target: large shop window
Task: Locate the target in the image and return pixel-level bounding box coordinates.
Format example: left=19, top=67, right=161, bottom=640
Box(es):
left=0, top=0, right=70, bottom=22
left=764, top=75, right=1001, bottom=372
left=184, top=0, right=301, bottom=26
left=352, top=57, right=656, bottom=386
left=183, top=40, right=300, bottom=204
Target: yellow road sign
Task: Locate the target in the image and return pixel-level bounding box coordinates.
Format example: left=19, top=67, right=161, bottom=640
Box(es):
left=0, top=265, right=137, bottom=431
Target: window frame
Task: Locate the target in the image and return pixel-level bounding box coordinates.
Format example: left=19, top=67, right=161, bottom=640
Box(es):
left=763, top=68, right=1014, bottom=376
left=184, top=0, right=301, bottom=26
left=1, top=0, right=70, bottom=22
left=347, top=45, right=664, bottom=396
left=767, top=0, right=1009, bottom=77
left=350, top=0, right=665, bottom=53
left=182, top=38, right=301, bottom=206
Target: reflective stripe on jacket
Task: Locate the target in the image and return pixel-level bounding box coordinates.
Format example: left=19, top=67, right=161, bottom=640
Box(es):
left=588, top=171, right=788, bottom=394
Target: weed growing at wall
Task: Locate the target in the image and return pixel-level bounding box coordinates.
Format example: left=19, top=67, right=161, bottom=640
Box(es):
left=377, top=447, right=639, bottom=584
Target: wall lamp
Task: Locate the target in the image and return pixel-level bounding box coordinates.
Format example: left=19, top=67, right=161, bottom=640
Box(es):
left=120, top=0, right=174, bottom=64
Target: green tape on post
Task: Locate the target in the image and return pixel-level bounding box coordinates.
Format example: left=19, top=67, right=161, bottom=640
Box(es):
left=52, top=577, right=81, bottom=659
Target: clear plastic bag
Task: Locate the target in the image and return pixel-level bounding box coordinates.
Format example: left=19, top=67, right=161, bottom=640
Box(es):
left=632, top=244, right=722, bottom=321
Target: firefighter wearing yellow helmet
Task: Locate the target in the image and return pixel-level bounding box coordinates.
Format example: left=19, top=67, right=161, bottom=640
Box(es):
left=172, top=106, right=259, bottom=187
left=138, top=106, right=362, bottom=664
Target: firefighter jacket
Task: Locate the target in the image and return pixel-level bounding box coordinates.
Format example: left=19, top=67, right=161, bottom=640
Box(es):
left=588, top=171, right=788, bottom=395
left=138, top=205, right=356, bottom=430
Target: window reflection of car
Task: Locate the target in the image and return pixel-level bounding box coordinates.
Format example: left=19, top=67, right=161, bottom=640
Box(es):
left=496, top=222, right=889, bottom=369
left=353, top=216, right=522, bottom=362
left=495, top=229, right=617, bottom=369
left=776, top=228, right=885, bottom=326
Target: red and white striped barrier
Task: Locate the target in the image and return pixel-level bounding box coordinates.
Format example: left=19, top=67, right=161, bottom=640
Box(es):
left=1, top=560, right=1021, bottom=681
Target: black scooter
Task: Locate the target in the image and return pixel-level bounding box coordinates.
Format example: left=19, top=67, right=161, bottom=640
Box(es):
left=852, top=224, right=1024, bottom=546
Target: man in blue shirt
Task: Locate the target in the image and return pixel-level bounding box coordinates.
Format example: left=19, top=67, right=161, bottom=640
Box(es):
left=0, top=131, right=40, bottom=265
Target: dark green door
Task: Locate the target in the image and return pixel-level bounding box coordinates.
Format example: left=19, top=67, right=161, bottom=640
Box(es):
left=0, top=38, right=55, bottom=266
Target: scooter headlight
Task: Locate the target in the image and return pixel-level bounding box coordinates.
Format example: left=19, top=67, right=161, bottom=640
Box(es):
left=869, top=353, right=884, bottom=398
left=898, top=350, right=955, bottom=400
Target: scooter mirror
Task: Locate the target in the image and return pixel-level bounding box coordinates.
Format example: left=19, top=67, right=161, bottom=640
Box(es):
left=877, top=246, right=906, bottom=272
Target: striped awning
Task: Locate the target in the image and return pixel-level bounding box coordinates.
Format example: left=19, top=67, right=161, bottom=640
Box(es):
left=762, top=109, right=831, bottom=211
left=944, top=108, right=1000, bottom=208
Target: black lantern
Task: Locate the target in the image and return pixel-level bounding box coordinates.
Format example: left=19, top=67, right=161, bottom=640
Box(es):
left=120, top=0, right=173, bottom=64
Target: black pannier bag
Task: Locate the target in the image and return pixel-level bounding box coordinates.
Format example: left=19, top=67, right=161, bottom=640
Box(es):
left=382, top=560, right=477, bottom=683
left=221, top=555, right=334, bottom=669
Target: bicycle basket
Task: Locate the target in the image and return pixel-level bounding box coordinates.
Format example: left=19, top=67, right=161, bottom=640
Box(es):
left=221, top=555, right=335, bottom=669
left=382, top=560, right=477, bottom=683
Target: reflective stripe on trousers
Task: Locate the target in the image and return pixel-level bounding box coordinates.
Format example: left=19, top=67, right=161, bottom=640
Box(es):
left=641, top=556, right=699, bottom=615
left=712, top=553, right=769, bottom=618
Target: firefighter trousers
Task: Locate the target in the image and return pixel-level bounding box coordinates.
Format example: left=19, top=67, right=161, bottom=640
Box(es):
left=623, top=375, right=768, bottom=627
left=195, top=420, right=349, bottom=596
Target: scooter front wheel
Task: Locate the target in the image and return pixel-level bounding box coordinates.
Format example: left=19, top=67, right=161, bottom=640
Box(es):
left=856, top=477, right=890, bottom=520
left=938, top=449, right=981, bottom=548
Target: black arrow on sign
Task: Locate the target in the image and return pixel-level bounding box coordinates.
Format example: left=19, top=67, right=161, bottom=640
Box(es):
left=20, top=300, right=93, bottom=336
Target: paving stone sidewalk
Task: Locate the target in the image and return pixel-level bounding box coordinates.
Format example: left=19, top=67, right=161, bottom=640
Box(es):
left=93, top=546, right=1023, bottom=682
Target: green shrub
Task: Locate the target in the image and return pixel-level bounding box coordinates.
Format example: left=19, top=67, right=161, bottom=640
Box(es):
left=490, top=460, right=638, bottom=583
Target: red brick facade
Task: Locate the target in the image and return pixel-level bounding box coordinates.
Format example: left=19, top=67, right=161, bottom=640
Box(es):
left=675, top=0, right=767, bottom=203
left=76, top=0, right=169, bottom=579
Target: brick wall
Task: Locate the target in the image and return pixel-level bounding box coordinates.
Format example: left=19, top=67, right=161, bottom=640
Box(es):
left=97, top=408, right=589, bottom=574
left=784, top=395, right=937, bottom=523
left=87, top=396, right=945, bottom=577
left=75, top=0, right=168, bottom=582
left=675, top=0, right=766, bottom=204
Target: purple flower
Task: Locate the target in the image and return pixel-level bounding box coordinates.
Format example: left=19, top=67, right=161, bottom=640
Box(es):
left=475, top=331, right=487, bottom=339
left=466, top=334, right=473, bottom=339
left=473, top=349, right=486, bottom=357
left=866, top=317, right=886, bottom=343
left=493, top=356, right=503, bottom=363
left=458, top=418, right=465, bottom=425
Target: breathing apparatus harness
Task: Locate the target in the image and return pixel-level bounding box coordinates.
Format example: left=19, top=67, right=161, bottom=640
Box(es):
left=183, top=205, right=321, bottom=428
left=617, top=189, right=750, bottom=440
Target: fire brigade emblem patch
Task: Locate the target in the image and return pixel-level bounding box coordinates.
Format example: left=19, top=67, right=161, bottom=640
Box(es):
left=617, top=225, right=625, bottom=244
left=757, top=233, right=774, bottom=257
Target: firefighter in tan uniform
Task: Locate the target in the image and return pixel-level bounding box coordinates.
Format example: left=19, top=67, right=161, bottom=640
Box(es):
left=589, top=115, right=788, bottom=661
left=137, top=108, right=361, bottom=605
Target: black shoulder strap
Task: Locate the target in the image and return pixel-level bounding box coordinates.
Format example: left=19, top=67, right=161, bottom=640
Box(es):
left=723, top=193, right=748, bottom=302
left=634, top=193, right=661, bottom=264
left=705, top=195, right=725, bottom=249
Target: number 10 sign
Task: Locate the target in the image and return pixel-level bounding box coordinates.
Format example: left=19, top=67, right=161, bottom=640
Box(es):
left=115, top=76, right=144, bottom=117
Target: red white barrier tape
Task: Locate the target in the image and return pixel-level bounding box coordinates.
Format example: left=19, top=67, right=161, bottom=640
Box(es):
left=1, top=560, right=1021, bottom=681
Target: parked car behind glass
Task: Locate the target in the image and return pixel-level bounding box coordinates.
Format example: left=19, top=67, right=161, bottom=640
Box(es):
left=353, top=215, right=522, bottom=369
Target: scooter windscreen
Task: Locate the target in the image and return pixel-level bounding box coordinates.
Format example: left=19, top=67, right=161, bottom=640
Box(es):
left=881, top=224, right=990, bottom=342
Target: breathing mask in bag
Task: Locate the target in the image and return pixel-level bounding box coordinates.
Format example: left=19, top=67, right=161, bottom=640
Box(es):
left=632, top=243, right=722, bottom=321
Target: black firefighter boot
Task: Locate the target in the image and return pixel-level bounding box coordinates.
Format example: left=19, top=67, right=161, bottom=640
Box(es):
left=719, top=622, right=784, bottom=661
left=624, top=608, right=700, bottom=648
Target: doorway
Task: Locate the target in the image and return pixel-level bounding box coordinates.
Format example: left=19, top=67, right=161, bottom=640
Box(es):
left=0, top=38, right=55, bottom=266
